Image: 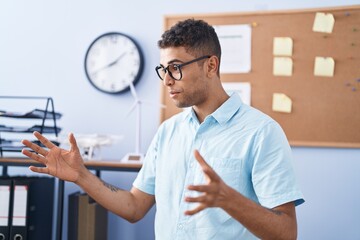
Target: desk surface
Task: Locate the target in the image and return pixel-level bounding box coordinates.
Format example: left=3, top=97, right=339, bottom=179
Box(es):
left=0, top=157, right=142, bottom=172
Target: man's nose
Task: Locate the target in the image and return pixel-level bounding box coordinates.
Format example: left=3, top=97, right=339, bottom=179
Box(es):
left=163, top=72, right=175, bottom=86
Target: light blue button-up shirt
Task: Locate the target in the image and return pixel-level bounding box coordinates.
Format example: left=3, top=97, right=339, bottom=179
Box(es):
left=133, top=93, right=304, bottom=239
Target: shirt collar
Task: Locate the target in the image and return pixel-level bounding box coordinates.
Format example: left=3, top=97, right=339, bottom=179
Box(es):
left=184, top=93, right=243, bottom=125
left=211, top=93, right=242, bottom=125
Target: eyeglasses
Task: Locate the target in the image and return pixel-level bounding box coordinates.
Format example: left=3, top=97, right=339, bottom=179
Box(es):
left=155, top=55, right=211, bottom=81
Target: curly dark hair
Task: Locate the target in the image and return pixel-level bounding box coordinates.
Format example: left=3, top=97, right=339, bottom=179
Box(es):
left=158, top=19, right=221, bottom=62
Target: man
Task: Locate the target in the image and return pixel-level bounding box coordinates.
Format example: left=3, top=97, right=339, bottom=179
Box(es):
left=22, top=19, right=304, bottom=239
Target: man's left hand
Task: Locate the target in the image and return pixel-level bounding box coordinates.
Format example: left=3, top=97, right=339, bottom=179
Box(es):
left=184, top=150, right=230, bottom=215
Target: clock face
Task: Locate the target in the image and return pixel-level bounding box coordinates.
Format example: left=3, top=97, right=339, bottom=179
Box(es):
left=84, top=32, right=144, bottom=94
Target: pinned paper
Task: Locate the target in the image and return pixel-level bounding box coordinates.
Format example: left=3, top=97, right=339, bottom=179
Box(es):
left=313, top=12, right=335, bottom=33
left=273, top=57, right=293, bottom=76
left=273, top=37, right=293, bottom=56
left=272, top=93, right=292, bottom=113
left=314, top=57, right=335, bottom=77
left=222, top=82, right=251, bottom=105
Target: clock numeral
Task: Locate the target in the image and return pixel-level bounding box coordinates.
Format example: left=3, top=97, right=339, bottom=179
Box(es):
left=130, top=72, right=136, bottom=78
left=88, top=60, right=96, bottom=68
left=90, top=48, right=101, bottom=57
left=110, top=35, right=118, bottom=44
left=130, top=46, right=138, bottom=55
left=133, top=59, right=139, bottom=65
left=110, top=83, right=116, bottom=91
left=101, top=38, right=108, bottom=47
left=91, top=72, right=98, bottom=79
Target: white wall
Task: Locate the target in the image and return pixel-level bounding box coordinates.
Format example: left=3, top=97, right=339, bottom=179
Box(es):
left=1, top=1, right=359, bottom=239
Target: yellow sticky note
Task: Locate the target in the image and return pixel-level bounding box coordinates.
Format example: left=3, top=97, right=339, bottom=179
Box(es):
left=313, top=12, right=335, bottom=33
left=273, top=57, right=293, bottom=76
left=273, top=37, right=293, bottom=56
left=272, top=93, right=292, bottom=113
left=314, top=57, right=335, bottom=77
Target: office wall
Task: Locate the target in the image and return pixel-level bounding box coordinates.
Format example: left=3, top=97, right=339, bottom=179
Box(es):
left=1, top=1, right=359, bottom=239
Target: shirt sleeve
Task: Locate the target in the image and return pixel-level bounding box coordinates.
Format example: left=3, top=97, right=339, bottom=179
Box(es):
left=132, top=128, right=160, bottom=196
left=251, top=121, right=304, bottom=208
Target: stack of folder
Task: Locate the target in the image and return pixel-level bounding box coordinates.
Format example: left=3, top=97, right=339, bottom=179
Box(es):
left=68, top=192, right=108, bottom=240
left=0, top=176, right=54, bottom=240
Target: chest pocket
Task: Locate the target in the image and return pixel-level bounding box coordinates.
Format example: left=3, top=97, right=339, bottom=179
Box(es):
left=208, top=157, right=242, bottom=191
left=191, top=157, right=243, bottom=227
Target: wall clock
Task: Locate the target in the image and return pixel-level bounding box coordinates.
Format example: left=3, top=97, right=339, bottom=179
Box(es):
left=84, top=32, right=144, bottom=94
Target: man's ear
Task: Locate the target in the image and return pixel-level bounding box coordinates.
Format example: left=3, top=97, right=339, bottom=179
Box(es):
left=206, top=56, right=219, bottom=77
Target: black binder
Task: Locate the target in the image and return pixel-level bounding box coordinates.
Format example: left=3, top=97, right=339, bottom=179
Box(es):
left=26, top=177, right=54, bottom=240
left=9, top=178, right=29, bottom=240
left=9, top=177, right=54, bottom=240
left=68, top=191, right=81, bottom=240
left=0, top=178, right=12, bottom=240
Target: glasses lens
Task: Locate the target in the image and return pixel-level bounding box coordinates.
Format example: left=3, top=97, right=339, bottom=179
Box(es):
left=168, top=64, right=181, bottom=80
left=156, top=66, right=165, bottom=80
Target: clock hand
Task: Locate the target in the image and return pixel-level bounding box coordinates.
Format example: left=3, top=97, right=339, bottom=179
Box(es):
left=91, top=52, right=127, bottom=75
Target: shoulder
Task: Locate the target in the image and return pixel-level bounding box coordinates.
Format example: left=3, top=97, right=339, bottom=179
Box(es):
left=155, top=109, right=191, bottom=140
left=159, top=109, right=190, bottom=129
left=236, top=103, right=280, bottom=132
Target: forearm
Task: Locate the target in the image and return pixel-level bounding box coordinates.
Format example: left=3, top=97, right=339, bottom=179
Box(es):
left=222, top=187, right=297, bottom=240
left=75, top=169, right=145, bottom=222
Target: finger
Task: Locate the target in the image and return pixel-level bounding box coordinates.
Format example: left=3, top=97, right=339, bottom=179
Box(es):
left=22, top=149, right=47, bottom=164
left=184, top=204, right=206, bottom=216
left=185, top=195, right=207, bottom=203
left=69, top=133, right=80, bottom=152
left=29, top=166, right=50, bottom=175
left=194, top=150, right=220, bottom=181
left=33, top=131, right=56, bottom=149
left=187, top=184, right=212, bottom=193
left=194, top=149, right=209, bottom=168
left=21, top=139, right=48, bottom=156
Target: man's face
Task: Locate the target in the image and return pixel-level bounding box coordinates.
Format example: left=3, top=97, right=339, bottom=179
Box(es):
left=159, top=47, right=209, bottom=109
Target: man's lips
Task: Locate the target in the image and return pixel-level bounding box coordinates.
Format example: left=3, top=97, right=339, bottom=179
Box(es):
left=169, top=90, right=181, bottom=98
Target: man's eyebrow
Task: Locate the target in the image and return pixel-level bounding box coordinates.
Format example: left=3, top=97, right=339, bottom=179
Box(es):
left=167, top=59, right=183, bottom=64
left=159, top=58, right=184, bottom=66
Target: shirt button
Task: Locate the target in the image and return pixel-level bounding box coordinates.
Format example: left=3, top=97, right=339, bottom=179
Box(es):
left=178, top=224, right=183, bottom=229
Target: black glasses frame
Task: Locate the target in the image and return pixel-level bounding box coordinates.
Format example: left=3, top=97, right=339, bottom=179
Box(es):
left=155, top=55, right=211, bottom=81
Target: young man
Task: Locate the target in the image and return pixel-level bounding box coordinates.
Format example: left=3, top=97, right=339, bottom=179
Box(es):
left=22, top=19, right=304, bottom=239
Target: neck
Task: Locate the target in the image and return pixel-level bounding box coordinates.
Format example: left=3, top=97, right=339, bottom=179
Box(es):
left=193, top=90, right=229, bottom=123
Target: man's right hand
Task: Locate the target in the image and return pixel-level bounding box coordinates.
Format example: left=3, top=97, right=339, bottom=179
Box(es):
left=22, top=131, right=86, bottom=183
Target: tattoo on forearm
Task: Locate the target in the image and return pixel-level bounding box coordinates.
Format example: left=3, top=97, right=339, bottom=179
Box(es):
left=102, top=180, right=122, bottom=192
left=269, top=208, right=283, bottom=216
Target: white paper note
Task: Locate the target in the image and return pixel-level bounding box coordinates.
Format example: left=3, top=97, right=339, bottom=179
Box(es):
left=273, top=37, right=293, bottom=56
left=272, top=93, right=292, bottom=113
left=214, top=24, right=252, bottom=73
left=314, top=57, right=335, bottom=77
left=313, top=12, right=335, bottom=33
left=222, top=82, right=251, bottom=105
left=273, top=57, right=293, bottom=76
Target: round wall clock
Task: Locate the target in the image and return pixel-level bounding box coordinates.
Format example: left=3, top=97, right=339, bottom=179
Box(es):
left=84, top=32, right=144, bottom=94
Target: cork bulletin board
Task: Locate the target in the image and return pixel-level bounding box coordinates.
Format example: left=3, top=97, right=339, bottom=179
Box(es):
left=159, top=5, right=360, bottom=148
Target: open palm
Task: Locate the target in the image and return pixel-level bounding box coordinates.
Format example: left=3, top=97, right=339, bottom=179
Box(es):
left=22, top=131, right=85, bottom=183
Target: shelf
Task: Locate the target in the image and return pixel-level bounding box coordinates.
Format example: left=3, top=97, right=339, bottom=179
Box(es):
left=0, top=124, right=61, bottom=134
left=0, top=108, right=62, bottom=119
left=0, top=158, right=142, bottom=172
left=0, top=96, right=61, bottom=157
